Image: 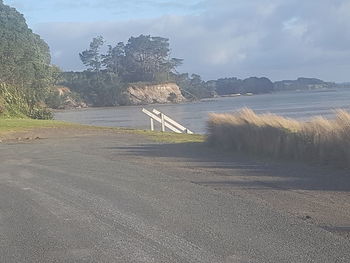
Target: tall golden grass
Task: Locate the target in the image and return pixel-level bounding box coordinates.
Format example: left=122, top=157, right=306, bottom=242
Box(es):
left=207, top=108, right=350, bottom=168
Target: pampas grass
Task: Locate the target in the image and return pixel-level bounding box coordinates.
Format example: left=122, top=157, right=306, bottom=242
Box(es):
left=207, top=108, right=350, bottom=168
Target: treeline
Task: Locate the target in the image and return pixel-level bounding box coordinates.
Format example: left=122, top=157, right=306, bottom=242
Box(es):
left=61, top=35, right=341, bottom=107
left=212, top=77, right=274, bottom=95
left=0, top=0, right=57, bottom=119
left=65, top=34, right=310, bottom=106
left=206, top=77, right=339, bottom=96
left=203, top=77, right=340, bottom=97
left=62, top=36, right=276, bottom=106
left=79, top=35, right=183, bottom=83
left=61, top=35, right=185, bottom=106
left=274, top=78, right=336, bottom=91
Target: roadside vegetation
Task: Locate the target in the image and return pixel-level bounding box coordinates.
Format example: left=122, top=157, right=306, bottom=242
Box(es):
left=0, top=116, right=204, bottom=144
left=0, top=118, right=76, bottom=135
left=0, top=84, right=52, bottom=119
left=207, top=108, right=350, bottom=168
left=0, top=1, right=59, bottom=119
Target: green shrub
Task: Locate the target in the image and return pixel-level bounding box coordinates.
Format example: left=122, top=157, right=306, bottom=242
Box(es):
left=0, top=83, right=52, bottom=119
left=45, top=90, right=65, bottom=109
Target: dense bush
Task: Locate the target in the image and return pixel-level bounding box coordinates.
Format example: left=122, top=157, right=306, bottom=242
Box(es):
left=61, top=71, right=126, bottom=106
left=0, top=1, right=55, bottom=119
left=0, top=83, right=52, bottom=119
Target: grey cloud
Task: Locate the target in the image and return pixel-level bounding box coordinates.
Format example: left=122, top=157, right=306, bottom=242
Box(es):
left=34, top=0, right=350, bottom=82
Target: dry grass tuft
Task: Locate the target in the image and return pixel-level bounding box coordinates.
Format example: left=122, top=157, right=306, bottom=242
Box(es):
left=207, top=108, right=350, bottom=168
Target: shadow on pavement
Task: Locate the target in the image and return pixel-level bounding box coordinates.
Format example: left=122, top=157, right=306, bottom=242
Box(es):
left=105, top=142, right=350, bottom=192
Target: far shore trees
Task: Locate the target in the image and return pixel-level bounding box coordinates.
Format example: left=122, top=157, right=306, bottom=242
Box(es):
left=79, top=36, right=105, bottom=73
left=62, top=35, right=186, bottom=106
left=79, top=35, right=183, bottom=83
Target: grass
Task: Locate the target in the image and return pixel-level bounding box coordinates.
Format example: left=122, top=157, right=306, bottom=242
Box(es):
left=0, top=118, right=204, bottom=144
left=207, top=108, right=350, bottom=168
left=0, top=118, right=80, bottom=135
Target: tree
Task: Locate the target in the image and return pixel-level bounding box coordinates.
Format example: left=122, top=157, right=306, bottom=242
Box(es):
left=50, top=65, right=64, bottom=85
left=215, top=78, right=242, bottom=95
left=242, top=77, right=273, bottom=94
left=79, top=36, right=105, bottom=72
left=102, top=42, right=126, bottom=76
left=0, top=0, right=55, bottom=118
left=123, top=35, right=182, bottom=82
left=61, top=71, right=124, bottom=107
left=172, top=73, right=213, bottom=100
left=0, top=1, right=51, bottom=90
left=72, top=34, right=184, bottom=106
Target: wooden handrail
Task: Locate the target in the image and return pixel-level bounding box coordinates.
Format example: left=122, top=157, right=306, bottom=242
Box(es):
left=142, top=109, right=182, bottom=133
left=152, top=109, right=193, bottom=134
left=142, top=108, right=194, bottom=134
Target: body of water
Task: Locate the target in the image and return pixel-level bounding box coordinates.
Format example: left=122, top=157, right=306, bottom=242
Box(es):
left=55, top=89, right=350, bottom=134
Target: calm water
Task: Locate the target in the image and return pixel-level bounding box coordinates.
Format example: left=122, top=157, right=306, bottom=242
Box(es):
left=55, top=89, right=350, bottom=134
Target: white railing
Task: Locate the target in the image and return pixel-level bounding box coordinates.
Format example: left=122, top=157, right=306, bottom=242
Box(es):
left=142, top=108, right=194, bottom=134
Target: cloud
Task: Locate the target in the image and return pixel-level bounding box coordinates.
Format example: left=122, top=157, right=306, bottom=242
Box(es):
left=283, top=17, right=308, bottom=38
left=32, top=0, right=350, bottom=82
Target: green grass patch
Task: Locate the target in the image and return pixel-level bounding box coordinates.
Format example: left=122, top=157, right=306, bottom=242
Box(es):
left=0, top=118, right=78, bottom=135
left=0, top=118, right=204, bottom=144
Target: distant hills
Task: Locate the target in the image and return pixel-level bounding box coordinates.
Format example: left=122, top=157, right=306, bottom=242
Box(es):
left=212, top=77, right=346, bottom=97
left=336, top=82, right=350, bottom=89
left=274, top=77, right=337, bottom=92
left=211, top=77, right=274, bottom=96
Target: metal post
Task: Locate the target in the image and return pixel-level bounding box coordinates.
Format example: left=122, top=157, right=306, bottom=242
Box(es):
left=150, top=118, right=154, bottom=131
left=161, top=113, right=165, bottom=132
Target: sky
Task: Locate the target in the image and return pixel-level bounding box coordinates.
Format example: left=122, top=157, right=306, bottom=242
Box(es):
left=4, top=0, right=350, bottom=82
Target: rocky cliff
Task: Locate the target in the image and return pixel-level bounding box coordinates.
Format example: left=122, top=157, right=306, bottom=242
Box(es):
left=119, top=83, right=186, bottom=105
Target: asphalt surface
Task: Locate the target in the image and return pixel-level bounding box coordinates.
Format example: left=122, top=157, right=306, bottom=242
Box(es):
left=0, top=132, right=349, bottom=262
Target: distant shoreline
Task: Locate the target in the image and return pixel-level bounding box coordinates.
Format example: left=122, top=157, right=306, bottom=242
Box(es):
left=52, top=87, right=346, bottom=112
